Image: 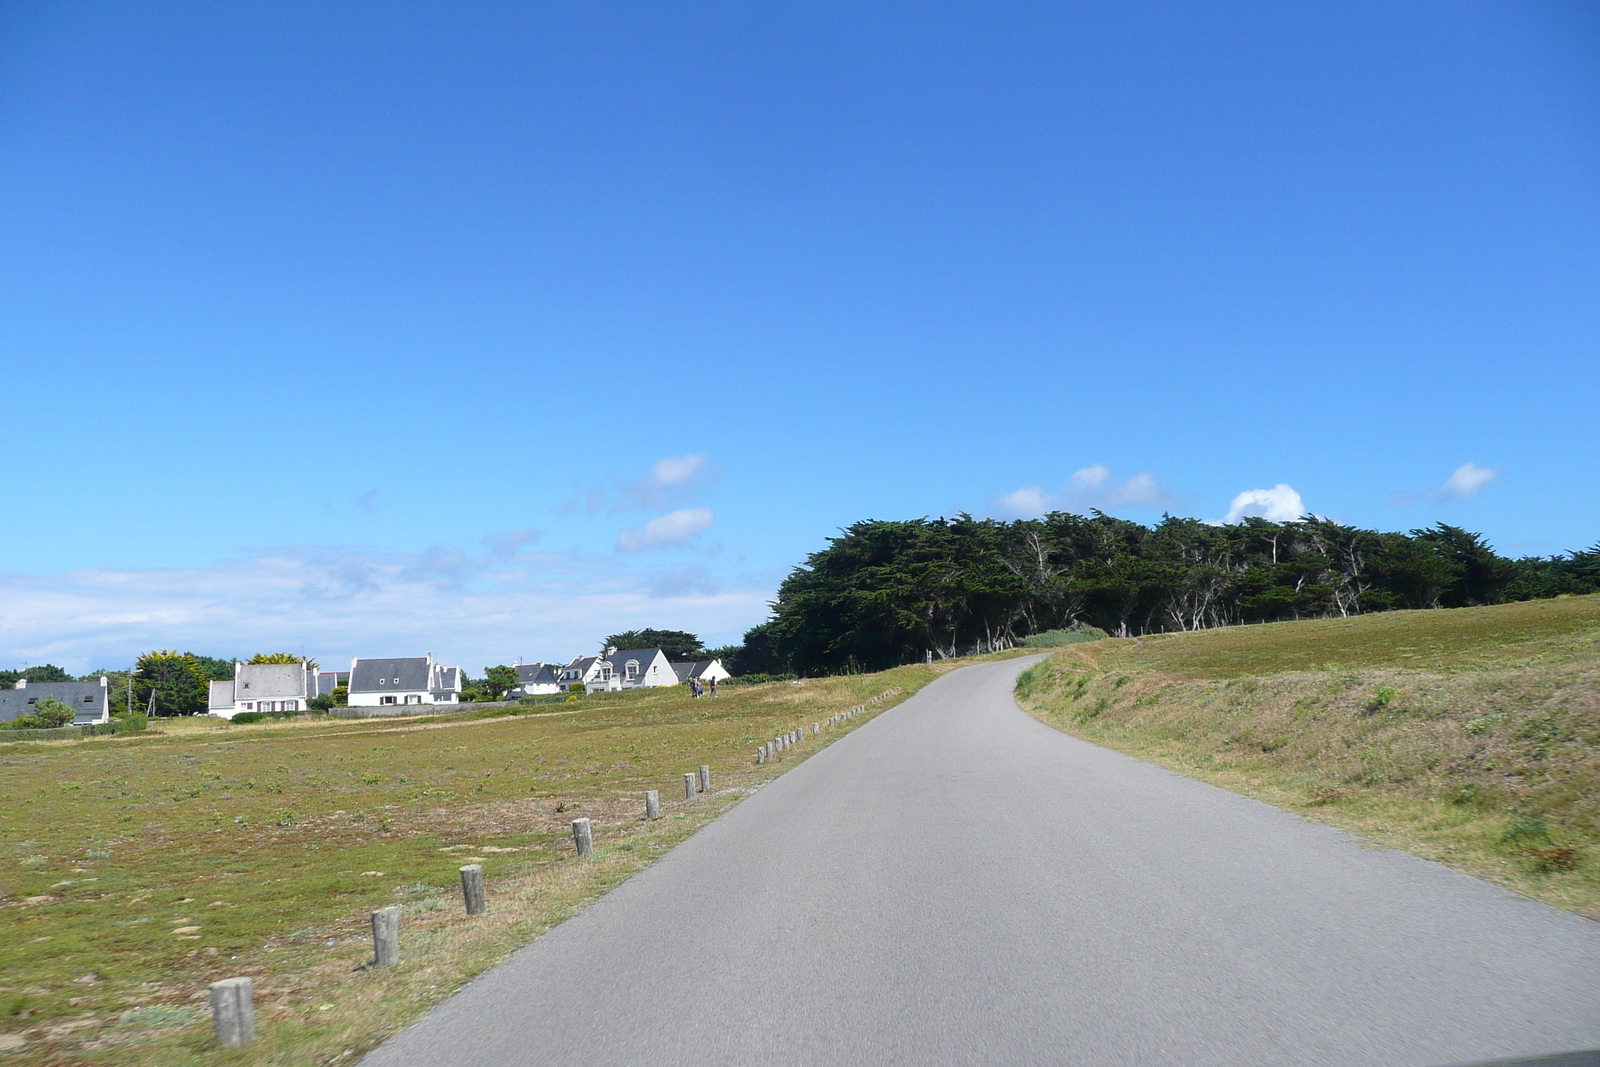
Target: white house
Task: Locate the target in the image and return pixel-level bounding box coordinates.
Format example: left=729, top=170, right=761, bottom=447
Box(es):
left=560, top=648, right=678, bottom=692
left=0, top=677, right=110, bottom=726
left=207, top=661, right=317, bottom=720
left=511, top=663, right=561, bottom=697
left=347, top=654, right=462, bottom=707
left=670, top=658, right=732, bottom=685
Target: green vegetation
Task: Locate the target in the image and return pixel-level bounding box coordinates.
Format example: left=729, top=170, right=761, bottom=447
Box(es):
left=9, top=697, right=75, bottom=730
left=131, top=651, right=210, bottom=718
left=720, top=513, right=1597, bottom=676
left=1016, top=593, right=1600, bottom=917
left=0, top=657, right=1009, bottom=1065
left=601, top=629, right=706, bottom=659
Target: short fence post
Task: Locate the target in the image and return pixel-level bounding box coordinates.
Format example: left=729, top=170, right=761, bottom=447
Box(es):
left=209, top=977, right=255, bottom=1047
left=813, top=723, right=819, bottom=735
left=572, top=817, right=594, bottom=856
left=683, top=772, right=696, bottom=800
left=756, top=748, right=765, bottom=764
left=371, top=906, right=400, bottom=967
left=644, top=790, right=660, bottom=820
left=699, top=765, right=711, bottom=792
left=460, top=864, right=486, bottom=915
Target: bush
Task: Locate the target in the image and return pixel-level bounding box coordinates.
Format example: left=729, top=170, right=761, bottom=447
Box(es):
left=566, top=683, right=585, bottom=696
left=230, top=712, right=265, bottom=724
left=1021, top=625, right=1110, bottom=648
left=10, top=696, right=75, bottom=730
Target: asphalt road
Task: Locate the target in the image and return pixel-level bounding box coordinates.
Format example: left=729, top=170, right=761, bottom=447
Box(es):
left=361, top=657, right=1600, bottom=1067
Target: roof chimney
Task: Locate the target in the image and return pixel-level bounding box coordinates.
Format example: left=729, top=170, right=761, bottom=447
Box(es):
left=14, top=678, right=24, bottom=689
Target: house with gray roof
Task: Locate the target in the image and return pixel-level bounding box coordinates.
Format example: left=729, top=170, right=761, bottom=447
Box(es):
left=347, top=654, right=462, bottom=708
left=0, top=677, right=110, bottom=726
left=670, top=658, right=732, bottom=685
left=511, top=663, right=560, bottom=697
left=206, top=661, right=317, bottom=720
left=562, top=648, right=677, bottom=692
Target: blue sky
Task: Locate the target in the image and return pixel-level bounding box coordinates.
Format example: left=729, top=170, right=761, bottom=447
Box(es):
left=2, top=1, right=1596, bottom=673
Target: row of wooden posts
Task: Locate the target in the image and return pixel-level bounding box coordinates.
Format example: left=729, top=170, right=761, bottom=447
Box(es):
left=206, top=690, right=897, bottom=1047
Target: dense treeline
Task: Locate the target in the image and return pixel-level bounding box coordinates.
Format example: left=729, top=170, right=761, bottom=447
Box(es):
left=729, top=513, right=1600, bottom=676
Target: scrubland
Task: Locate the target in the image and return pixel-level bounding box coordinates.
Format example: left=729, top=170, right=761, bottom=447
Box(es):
left=1017, top=594, right=1600, bottom=917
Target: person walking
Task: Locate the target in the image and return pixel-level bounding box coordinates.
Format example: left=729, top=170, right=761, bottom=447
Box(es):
left=708, top=677, right=718, bottom=698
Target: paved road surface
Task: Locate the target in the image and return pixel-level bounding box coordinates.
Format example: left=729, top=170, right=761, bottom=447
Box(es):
left=362, top=657, right=1600, bottom=1067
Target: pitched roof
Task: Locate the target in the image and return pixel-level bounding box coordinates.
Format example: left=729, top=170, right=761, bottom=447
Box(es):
left=208, top=680, right=235, bottom=711
left=350, top=657, right=432, bottom=693
left=435, top=667, right=460, bottom=691
left=670, top=660, right=713, bottom=682
left=515, top=664, right=558, bottom=686
left=0, top=682, right=107, bottom=724
left=234, top=663, right=309, bottom=702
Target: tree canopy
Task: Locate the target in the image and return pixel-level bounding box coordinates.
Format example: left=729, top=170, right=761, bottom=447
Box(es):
left=133, top=650, right=210, bottom=716
left=249, top=652, right=319, bottom=670
left=602, top=629, right=706, bottom=660
left=0, top=664, right=73, bottom=688
left=732, top=513, right=1598, bottom=676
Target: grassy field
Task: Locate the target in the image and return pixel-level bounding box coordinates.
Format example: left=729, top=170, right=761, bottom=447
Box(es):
left=0, top=657, right=1013, bottom=1065
left=1016, top=594, right=1600, bottom=917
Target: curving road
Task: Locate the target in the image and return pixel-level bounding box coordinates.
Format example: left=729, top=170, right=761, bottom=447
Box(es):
left=361, top=657, right=1600, bottom=1067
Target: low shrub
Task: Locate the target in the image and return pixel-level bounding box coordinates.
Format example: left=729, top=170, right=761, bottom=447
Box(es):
left=1021, top=624, right=1110, bottom=648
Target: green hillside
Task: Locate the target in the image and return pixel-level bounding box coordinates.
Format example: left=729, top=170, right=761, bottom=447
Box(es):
left=1017, top=594, right=1600, bottom=917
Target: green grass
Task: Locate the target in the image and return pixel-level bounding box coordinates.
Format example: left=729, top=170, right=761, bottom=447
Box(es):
left=0, top=656, right=1018, bottom=1065
left=1017, top=594, right=1600, bottom=917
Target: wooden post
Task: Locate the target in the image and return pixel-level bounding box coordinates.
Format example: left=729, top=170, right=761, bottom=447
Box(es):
left=371, top=905, right=400, bottom=967
left=644, top=790, right=660, bottom=820
left=699, top=765, right=710, bottom=792
left=572, top=817, right=594, bottom=856
left=460, top=864, right=486, bottom=915
left=683, top=772, right=696, bottom=800
left=209, top=977, right=255, bottom=1048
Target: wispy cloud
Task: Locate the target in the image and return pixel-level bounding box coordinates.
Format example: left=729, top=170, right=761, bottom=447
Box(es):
left=1392, top=462, right=1501, bottom=508
left=991, top=465, right=1173, bottom=518
left=0, top=544, right=768, bottom=674
left=554, top=454, right=719, bottom=515
left=617, top=508, right=715, bottom=552
left=1431, top=462, right=1499, bottom=502
left=1222, top=484, right=1306, bottom=523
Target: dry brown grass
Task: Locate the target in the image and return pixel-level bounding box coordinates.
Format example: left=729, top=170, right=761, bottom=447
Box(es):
left=1016, top=594, right=1600, bottom=917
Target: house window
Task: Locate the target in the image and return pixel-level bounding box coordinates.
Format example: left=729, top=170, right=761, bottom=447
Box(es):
left=392, top=678, right=399, bottom=684
left=379, top=678, right=386, bottom=685
left=626, top=660, right=639, bottom=679
left=404, top=694, right=421, bottom=704
left=285, top=701, right=297, bottom=711
left=380, top=695, right=397, bottom=705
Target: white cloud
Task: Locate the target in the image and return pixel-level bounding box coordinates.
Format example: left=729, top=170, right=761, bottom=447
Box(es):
left=990, top=465, right=1172, bottom=518
left=994, top=486, right=1048, bottom=518
left=650, top=454, right=705, bottom=488
left=1069, top=465, right=1111, bottom=492
left=1431, top=462, right=1499, bottom=502
left=1103, top=472, right=1167, bottom=508
left=1223, top=484, right=1306, bottom=523
left=614, top=454, right=715, bottom=511
left=616, top=508, right=715, bottom=552
left=0, top=544, right=769, bottom=674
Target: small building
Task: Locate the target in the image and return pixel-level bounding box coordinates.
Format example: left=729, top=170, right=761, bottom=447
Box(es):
left=510, top=663, right=561, bottom=697
left=0, top=677, right=110, bottom=726
left=315, top=670, right=350, bottom=697
left=559, top=656, right=608, bottom=692
left=671, top=658, right=732, bottom=685
left=558, top=649, right=677, bottom=692
left=347, top=654, right=462, bottom=708
left=207, top=662, right=317, bottom=720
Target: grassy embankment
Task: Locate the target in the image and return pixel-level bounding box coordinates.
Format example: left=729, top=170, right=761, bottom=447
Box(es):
left=0, top=656, right=1013, bottom=1066
left=1016, top=594, right=1600, bottom=917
